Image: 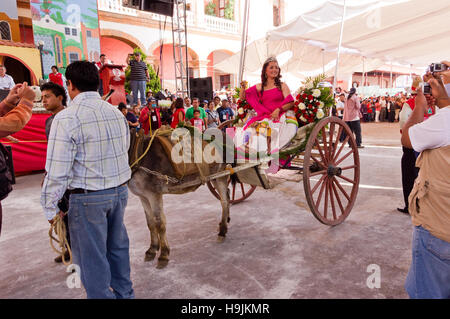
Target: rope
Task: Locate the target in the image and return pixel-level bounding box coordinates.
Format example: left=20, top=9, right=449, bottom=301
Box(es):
left=48, top=214, right=72, bottom=266
left=130, top=128, right=161, bottom=169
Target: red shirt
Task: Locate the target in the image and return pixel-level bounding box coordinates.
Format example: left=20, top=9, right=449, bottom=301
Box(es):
left=171, top=108, right=185, bottom=129
left=49, top=72, right=63, bottom=87
left=139, top=106, right=161, bottom=135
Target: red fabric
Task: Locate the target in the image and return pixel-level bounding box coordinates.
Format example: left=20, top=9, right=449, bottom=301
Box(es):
left=139, top=107, right=161, bottom=135
left=0, top=113, right=50, bottom=173
left=49, top=73, right=64, bottom=87
left=171, top=108, right=185, bottom=128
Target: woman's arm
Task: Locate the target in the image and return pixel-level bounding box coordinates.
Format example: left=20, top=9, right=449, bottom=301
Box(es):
left=279, top=83, right=294, bottom=111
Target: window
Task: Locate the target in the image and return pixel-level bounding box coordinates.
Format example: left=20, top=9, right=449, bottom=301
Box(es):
left=0, top=21, right=12, bottom=40
left=86, top=30, right=92, bottom=38
left=69, top=53, right=79, bottom=64
left=220, top=74, right=230, bottom=89
left=219, top=0, right=225, bottom=18
left=72, top=28, right=77, bottom=36
left=65, top=27, right=70, bottom=35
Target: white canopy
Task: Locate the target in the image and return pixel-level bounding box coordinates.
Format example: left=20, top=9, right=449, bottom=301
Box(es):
left=215, top=0, right=448, bottom=87
left=267, top=0, right=450, bottom=67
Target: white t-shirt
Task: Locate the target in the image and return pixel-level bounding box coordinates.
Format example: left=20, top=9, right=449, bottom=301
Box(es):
left=409, top=106, right=450, bottom=152
left=336, top=100, right=345, bottom=116
left=0, top=74, right=15, bottom=89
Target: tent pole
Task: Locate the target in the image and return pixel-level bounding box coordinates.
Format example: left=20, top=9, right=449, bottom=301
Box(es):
left=238, top=0, right=250, bottom=84
left=332, top=0, right=347, bottom=93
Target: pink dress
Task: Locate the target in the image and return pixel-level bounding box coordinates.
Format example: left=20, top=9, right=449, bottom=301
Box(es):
left=232, top=85, right=298, bottom=170
left=244, top=85, right=294, bottom=130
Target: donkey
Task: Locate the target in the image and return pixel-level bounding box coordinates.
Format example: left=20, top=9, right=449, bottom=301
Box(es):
left=127, top=128, right=231, bottom=269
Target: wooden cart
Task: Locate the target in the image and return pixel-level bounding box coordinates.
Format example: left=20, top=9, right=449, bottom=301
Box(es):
left=207, top=116, right=360, bottom=226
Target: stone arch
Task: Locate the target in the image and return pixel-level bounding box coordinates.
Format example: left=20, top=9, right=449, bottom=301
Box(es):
left=1, top=54, right=37, bottom=85
left=100, top=29, right=148, bottom=54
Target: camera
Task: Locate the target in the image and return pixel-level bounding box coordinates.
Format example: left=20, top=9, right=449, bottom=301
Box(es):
left=423, top=83, right=432, bottom=95
left=429, top=63, right=448, bottom=73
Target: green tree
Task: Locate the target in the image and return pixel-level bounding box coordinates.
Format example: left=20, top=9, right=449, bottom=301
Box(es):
left=38, top=0, right=67, bottom=17
left=124, top=47, right=161, bottom=98
left=224, top=0, right=235, bottom=20
left=205, top=1, right=216, bottom=16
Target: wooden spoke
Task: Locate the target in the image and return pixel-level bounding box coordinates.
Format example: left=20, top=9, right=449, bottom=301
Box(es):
left=232, top=181, right=237, bottom=200
left=332, top=135, right=350, bottom=163
left=333, top=177, right=351, bottom=202
left=340, top=165, right=358, bottom=171
left=321, top=127, right=329, bottom=162
left=314, top=138, right=327, bottom=164
left=332, top=126, right=344, bottom=159
left=315, top=177, right=327, bottom=210
left=331, top=178, right=345, bottom=215
left=336, top=174, right=356, bottom=185
left=240, top=182, right=245, bottom=198
left=328, top=122, right=336, bottom=156
left=329, top=179, right=337, bottom=220
left=311, top=155, right=327, bottom=170
left=323, top=178, right=329, bottom=219
left=310, top=170, right=327, bottom=177
left=335, top=149, right=354, bottom=166
left=311, top=174, right=327, bottom=195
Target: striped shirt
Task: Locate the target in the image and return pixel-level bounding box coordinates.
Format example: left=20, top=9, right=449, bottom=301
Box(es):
left=128, top=60, right=148, bottom=81
left=41, top=91, right=131, bottom=220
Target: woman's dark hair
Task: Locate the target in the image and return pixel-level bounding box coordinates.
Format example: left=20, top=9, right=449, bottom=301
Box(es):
left=175, top=97, right=184, bottom=109
left=260, top=57, right=282, bottom=98
left=40, top=81, right=67, bottom=106
left=51, top=65, right=58, bottom=71
left=65, top=60, right=99, bottom=92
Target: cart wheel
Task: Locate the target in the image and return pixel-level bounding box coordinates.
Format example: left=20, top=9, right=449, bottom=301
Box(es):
left=207, top=176, right=257, bottom=205
left=207, top=119, right=256, bottom=204
left=303, top=117, right=360, bottom=226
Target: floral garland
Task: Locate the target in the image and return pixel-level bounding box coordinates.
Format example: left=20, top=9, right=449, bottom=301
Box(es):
left=294, top=74, right=335, bottom=127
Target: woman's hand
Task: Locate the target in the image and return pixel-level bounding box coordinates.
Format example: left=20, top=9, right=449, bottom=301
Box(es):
left=270, top=108, right=280, bottom=121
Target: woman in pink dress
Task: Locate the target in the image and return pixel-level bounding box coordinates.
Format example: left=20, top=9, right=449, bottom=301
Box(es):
left=236, top=57, right=298, bottom=157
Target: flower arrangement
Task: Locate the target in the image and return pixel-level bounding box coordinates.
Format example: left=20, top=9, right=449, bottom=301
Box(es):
left=294, top=74, right=334, bottom=126
left=233, top=81, right=254, bottom=126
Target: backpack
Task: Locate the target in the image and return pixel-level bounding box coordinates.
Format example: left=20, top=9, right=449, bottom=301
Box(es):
left=0, top=143, right=13, bottom=201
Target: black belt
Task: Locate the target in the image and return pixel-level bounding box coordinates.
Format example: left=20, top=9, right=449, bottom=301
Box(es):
left=70, top=183, right=127, bottom=194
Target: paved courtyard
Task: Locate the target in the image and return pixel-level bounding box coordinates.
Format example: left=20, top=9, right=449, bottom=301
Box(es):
left=0, top=122, right=413, bottom=299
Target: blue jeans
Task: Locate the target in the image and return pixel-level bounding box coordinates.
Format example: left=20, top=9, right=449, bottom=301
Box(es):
left=130, top=80, right=147, bottom=106
left=68, top=185, right=134, bottom=299
left=405, top=226, right=450, bottom=299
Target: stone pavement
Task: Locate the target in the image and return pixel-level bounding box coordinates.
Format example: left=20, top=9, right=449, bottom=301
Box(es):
left=0, top=122, right=413, bottom=299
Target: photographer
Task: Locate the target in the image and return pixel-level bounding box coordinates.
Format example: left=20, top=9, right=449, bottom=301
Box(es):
left=0, top=83, right=35, bottom=235
left=401, top=66, right=450, bottom=299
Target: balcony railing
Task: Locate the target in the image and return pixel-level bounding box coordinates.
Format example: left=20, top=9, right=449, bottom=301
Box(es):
left=98, top=0, right=239, bottom=35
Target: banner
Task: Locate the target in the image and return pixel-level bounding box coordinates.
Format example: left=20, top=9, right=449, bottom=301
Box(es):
left=30, top=0, right=101, bottom=79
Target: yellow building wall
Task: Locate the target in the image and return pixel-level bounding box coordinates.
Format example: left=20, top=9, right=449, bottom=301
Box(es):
left=0, top=12, right=21, bottom=43
left=0, top=45, right=42, bottom=85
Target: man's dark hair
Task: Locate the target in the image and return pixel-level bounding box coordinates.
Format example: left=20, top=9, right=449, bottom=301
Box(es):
left=40, top=81, right=67, bottom=106
left=118, top=102, right=127, bottom=112
left=192, top=97, right=199, bottom=102
left=193, top=109, right=200, bottom=114
left=65, top=60, right=99, bottom=92
left=100, top=54, right=106, bottom=58
left=51, top=65, right=58, bottom=71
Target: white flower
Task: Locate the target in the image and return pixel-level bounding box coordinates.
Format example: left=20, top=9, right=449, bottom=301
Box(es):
left=238, top=119, right=243, bottom=124
left=317, top=109, right=325, bottom=119
left=299, top=103, right=306, bottom=110
left=238, top=108, right=244, bottom=115
left=318, top=101, right=324, bottom=109
left=312, top=89, right=321, bottom=98
left=305, top=82, right=313, bottom=89
left=300, top=116, right=307, bottom=122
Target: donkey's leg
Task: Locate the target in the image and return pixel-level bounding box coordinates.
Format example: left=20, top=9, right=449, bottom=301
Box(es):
left=139, top=196, right=160, bottom=262
left=144, top=191, right=170, bottom=269
left=213, top=176, right=230, bottom=242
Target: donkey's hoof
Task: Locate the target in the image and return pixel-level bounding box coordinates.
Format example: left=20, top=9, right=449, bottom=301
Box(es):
left=144, top=251, right=156, bottom=262
left=156, top=258, right=169, bottom=269
left=217, top=235, right=226, bottom=243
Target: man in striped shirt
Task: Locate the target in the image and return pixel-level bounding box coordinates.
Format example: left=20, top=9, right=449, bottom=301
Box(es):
left=41, top=61, right=134, bottom=299
left=126, top=52, right=149, bottom=106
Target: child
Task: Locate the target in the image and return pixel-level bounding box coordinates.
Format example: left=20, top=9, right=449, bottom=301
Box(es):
left=190, top=109, right=205, bottom=132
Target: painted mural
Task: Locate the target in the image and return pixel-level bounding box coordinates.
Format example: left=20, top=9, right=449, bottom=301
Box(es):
left=30, top=0, right=101, bottom=78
